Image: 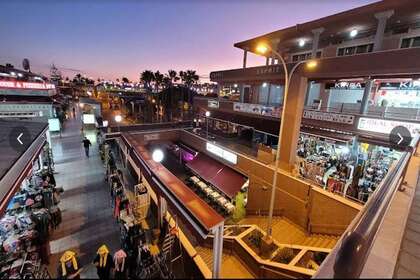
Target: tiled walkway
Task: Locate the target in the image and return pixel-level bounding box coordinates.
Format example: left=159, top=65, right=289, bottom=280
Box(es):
left=47, top=108, right=121, bottom=278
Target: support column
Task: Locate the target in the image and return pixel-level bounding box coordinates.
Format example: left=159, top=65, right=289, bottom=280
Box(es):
left=267, top=83, right=272, bottom=105
left=239, top=84, right=245, bottom=103
left=266, top=57, right=270, bottom=66
left=311, top=27, right=325, bottom=58
left=373, top=10, right=394, bottom=52
left=271, top=57, right=275, bottom=65
left=319, top=83, right=329, bottom=111
left=212, top=223, right=224, bottom=279
left=278, top=74, right=309, bottom=171
left=360, top=79, right=373, bottom=115
left=243, top=50, right=248, bottom=68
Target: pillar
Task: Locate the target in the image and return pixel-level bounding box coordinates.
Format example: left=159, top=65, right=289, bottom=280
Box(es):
left=360, top=79, right=373, bottom=115
left=243, top=50, right=248, bottom=68
left=278, top=74, right=309, bottom=171
left=266, top=57, right=270, bottom=66
left=351, top=135, right=359, bottom=161
left=212, top=223, right=224, bottom=279
left=267, top=83, right=272, bottom=105
left=271, top=57, right=275, bottom=65
left=239, top=84, right=245, bottom=103
left=311, top=27, right=325, bottom=58
left=373, top=10, right=394, bottom=52
left=319, top=83, right=329, bottom=111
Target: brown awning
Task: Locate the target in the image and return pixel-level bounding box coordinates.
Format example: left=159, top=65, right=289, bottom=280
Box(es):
left=186, top=153, right=247, bottom=199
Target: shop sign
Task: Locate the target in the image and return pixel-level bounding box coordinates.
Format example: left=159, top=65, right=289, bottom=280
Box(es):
left=206, top=142, right=237, bottom=164
left=326, top=82, right=364, bottom=90
left=0, top=81, right=55, bottom=90
left=357, top=117, right=420, bottom=136
left=82, top=114, right=95, bottom=124
left=210, top=72, right=223, bottom=80
left=207, top=99, right=219, bottom=108
left=303, top=110, right=354, bottom=124
left=144, top=133, right=159, bottom=141
left=379, top=81, right=420, bottom=90
left=233, top=102, right=280, bottom=118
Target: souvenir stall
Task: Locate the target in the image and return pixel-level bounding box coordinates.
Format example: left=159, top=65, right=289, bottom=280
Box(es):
left=105, top=148, right=174, bottom=279
left=0, top=168, right=62, bottom=279
left=297, top=134, right=354, bottom=195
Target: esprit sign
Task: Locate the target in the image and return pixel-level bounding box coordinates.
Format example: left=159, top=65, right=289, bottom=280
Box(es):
left=303, top=110, right=354, bottom=124
left=357, top=117, right=420, bottom=136
left=0, top=81, right=55, bottom=90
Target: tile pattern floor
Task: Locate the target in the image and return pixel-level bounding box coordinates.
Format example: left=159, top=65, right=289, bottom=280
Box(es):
left=47, top=109, right=121, bottom=279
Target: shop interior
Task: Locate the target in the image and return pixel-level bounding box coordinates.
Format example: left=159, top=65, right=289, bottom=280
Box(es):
left=296, top=134, right=401, bottom=203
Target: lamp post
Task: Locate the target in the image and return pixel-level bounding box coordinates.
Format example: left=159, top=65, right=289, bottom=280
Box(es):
left=256, top=43, right=317, bottom=238
left=115, top=114, right=122, bottom=132
left=205, top=111, right=211, bottom=139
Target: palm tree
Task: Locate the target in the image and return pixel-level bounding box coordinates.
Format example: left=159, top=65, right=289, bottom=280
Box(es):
left=154, top=71, right=164, bottom=92
left=168, top=69, right=179, bottom=84
left=140, top=70, right=155, bottom=91
left=179, top=70, right=199, bottom=119
left=122, top=77, right=130, bottom=83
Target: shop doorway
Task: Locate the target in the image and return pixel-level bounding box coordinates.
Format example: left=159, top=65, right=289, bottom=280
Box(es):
left=243, top=86, right=251, bottom=103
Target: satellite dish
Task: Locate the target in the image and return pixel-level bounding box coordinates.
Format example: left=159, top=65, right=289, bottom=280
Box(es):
left=22, top=58, right=30, bottom=71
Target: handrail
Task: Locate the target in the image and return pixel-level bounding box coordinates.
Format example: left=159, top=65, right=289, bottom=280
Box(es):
left=314, top=134, right=419, bottom=278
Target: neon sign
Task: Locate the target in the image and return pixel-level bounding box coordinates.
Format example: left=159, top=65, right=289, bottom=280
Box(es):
left=0, top=81, right=55, bottom=90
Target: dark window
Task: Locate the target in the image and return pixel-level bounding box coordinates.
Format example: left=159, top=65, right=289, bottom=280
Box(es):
left=367, top=43, right=374, bottom=52
left=412, top=37, right=420, bottom=47
left=316, top=51, right=321, bottom=58
left=401, top=38, right=411, bottom=48
left=344, top=47, right=355, bottom=55
left=292, top=55, right=298, bottom=62
left=337, top=48, right=344, bottom=56
left=356, top=45, right=367, bottom=54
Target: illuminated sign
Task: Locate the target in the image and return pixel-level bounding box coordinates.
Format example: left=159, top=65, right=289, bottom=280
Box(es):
left=303, top=110, right=354, bottom=124
left=233, top=102, right=280, bottom=118
left=48, top=118, right=61, bottom=132
left=0, top=81, right=55, bottom=90
left=82, top=114, right=95, bottom=124
left=206, top=142, right=237, bottom=164
left=358, top=117, right=420, bottom=136
left=326, top=82, right=365, bottom=89
left=207, top=100, right=219, bottom=108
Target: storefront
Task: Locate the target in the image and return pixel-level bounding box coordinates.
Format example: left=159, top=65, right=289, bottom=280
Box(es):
left=296, top=133, right=401, bottom=203
left=0, top=120, right=61, bottom=279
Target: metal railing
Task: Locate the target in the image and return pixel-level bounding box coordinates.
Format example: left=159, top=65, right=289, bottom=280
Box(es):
left=314, top=134, right=419, bottom=278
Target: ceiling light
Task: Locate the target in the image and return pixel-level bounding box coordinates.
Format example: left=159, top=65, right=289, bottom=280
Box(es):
left=299, top=39, right=305, bottom=47
left=350, top=29, right=358, bottom=38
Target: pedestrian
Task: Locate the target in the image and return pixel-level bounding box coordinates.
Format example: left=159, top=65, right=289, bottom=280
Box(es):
left=93, top=245, right=113, bottom=279
left=72, top=106, right=76, bottom=118
left=82, top=137, right=92, bottom=157
left=57, top=251, right=83, bottom=279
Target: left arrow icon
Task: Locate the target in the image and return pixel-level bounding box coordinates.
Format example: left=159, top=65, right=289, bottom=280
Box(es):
left=17, top=133, right=23, bottom=145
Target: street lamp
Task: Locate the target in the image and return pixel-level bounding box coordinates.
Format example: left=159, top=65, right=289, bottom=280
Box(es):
left=205, top=111, right=211, bottom=139
left=115, top=114, right=122, bottom=132
left=256, top=42, right=318, bottom=238
left=152, top=149, right=164, bottom=163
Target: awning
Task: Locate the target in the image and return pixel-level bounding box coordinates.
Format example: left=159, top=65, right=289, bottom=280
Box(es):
left=186, top=153, right=247, bottom=199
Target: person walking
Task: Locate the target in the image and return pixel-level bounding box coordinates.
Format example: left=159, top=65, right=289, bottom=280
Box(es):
left=82, top=137, right=92, bottom=157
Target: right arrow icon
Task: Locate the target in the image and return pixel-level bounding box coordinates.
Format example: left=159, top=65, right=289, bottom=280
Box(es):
left=397, top=133, right=404, bottom=145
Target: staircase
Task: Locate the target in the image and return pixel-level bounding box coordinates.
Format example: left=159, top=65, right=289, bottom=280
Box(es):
left=239, top=216, right=338, bottom=249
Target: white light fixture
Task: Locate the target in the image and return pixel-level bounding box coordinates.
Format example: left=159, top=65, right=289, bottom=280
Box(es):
left=17, top=73, right=23, bottom=77
left=205, top=111, right=211, bottom=117
left=103, top=120, right=109, bottom=127
left=350, top=29, right=358, bottom=38
left=115, top=115, right=122, bottom=123
left=10, top=72, right=16, bottom=76
left=233, top=84, right=238, bottom=88
left=298, top=39, right=305, bottom=47
left=152, top=149, right=164, bottom=163
left=262, top=82, right=268, bottom=88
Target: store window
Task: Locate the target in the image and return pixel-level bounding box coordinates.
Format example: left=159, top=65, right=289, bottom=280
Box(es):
left=337, top=43, right=373, bottom=56
left=400, top=36, right=420, bottom=48
left=291, top=51, right=321, bottom=62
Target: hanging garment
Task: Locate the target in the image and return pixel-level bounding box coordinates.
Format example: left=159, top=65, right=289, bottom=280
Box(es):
left=94, top=245, right=113, bottom=279
left=58, top=251, right=80, bottom=279
left=113, top=250, right=128, bottom=280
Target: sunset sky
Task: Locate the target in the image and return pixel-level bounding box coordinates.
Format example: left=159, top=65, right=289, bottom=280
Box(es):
left=0, top=0, right=377, bottom=82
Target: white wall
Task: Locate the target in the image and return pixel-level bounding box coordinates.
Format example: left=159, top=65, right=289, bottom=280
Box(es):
left=328, top=89, right=364, bottom=104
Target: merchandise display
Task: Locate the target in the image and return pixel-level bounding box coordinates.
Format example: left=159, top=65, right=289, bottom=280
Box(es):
left=0, top=168, right=61, bottom=279
left=297, top=134, right=401, bottom=203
